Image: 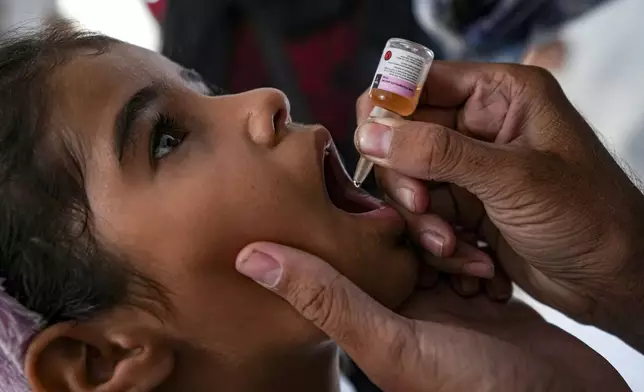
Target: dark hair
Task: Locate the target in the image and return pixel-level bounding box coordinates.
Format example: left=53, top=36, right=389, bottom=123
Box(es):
left=0, top=21, right=165, bottom=327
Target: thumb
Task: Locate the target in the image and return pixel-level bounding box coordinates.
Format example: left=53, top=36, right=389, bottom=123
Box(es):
left=235, top=242, right=417, bottom=377
left=355, top=118, right=517, bottom=195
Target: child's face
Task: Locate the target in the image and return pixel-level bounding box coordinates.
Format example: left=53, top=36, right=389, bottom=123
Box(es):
left=51, top=42, right=416, bottom=373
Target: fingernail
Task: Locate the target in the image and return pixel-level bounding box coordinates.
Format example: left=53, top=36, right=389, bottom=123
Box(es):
left=396, top=187, right=416, bottom=212
left=463, top=262, right=495, bottom=279
left=356, top=122, right=393, bottom=158
left=236, top=250, right=283, bottom=288
left=420, top=230, right=445, bottom=257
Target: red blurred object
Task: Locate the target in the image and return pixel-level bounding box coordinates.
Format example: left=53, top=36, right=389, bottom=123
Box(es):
left=230, top=21, right=358, bottom=140
left=145, top=0, right=167, bottom=22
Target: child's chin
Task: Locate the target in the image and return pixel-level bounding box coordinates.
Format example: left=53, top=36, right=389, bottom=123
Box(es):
left=363, top=252, right=419, bottom=311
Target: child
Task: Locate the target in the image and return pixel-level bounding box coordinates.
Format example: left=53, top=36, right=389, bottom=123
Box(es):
left=0, top=21, right=421, bottom=392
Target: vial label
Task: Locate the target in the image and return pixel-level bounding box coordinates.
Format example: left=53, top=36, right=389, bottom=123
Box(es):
left=371, top=48, right=426, bottom=98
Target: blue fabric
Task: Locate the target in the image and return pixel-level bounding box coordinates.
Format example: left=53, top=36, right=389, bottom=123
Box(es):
left=434, top=0, right=609, bottom=58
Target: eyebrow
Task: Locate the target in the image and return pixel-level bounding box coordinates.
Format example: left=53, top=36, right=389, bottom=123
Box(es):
left=114, top=85, right=162, bottom=164
left=180, top=68, right=205, bottom=84
left=180, top=68, right=227, bottom=96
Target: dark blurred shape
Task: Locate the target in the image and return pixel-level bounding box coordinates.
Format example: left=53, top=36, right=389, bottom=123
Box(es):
left=419, top=0, right=611, bottom=60
left=344, top=361, right=384, bottom=392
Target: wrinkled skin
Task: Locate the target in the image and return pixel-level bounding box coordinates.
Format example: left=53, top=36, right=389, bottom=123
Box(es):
left=236, top=242, right=630, bottom=392
left=355, top=62, right=644, bottom=347
left=394, top=283, right=628, bottom=392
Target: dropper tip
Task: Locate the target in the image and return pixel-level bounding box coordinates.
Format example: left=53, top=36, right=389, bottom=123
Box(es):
left=352, top=180, right=362, bottom=188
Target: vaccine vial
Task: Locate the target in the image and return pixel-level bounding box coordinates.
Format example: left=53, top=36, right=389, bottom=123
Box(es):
left=352, top=38, right=434, bottom=187
left=369, top=38, right=434, bottom=116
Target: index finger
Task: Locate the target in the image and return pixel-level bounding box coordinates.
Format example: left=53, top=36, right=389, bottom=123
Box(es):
left=418, top=61, right=484, bottom=108
left=356, top=88, right=373, bottom=125
left=356, top=88, right=461, bottom=129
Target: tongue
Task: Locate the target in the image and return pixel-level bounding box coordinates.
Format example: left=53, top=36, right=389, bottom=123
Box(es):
left=328, top=182, right=373, bottom=213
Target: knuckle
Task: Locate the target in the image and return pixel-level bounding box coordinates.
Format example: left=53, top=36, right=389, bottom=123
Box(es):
left=290, top=274, right=346, bottom=330
left=522, top=65, right=562, bottom=101
left=386, top=320, right=416, bottom=360
left=483, top=64, right=534, bottom=98
left=490, top=63, right=525, bottom=82
left=525, top=64, right=557, bottom=84
left=462, top=68, right=518, bottom=137
left=496, top=65, right=530, bottom=97
left=415, top=127, right=456, bottom=180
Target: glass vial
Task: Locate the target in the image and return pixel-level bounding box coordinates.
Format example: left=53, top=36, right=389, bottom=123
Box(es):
left=369, top=38, right=434, bottom=116
left=352, top=38, right=434, bottom=187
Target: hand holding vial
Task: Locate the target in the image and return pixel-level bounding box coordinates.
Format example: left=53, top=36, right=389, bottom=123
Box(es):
left=354, top=61, right=644, bottom=348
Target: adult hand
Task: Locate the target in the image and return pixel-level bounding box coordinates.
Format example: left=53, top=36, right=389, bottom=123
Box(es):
left=355, top=61, right=644, bottom=348
left=235, top=242, right=629, bottom=392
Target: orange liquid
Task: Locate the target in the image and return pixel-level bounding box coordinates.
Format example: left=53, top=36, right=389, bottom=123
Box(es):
left=369, top=87, right=422, bottom=116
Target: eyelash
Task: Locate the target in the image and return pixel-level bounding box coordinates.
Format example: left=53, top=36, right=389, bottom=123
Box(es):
left=149, top=85, right=225, bottom=165
left=150, top=114, right=186, bottom=164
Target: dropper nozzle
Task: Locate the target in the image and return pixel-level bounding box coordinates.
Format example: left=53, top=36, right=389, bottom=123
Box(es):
left=352, top=157, right=374, bottom=188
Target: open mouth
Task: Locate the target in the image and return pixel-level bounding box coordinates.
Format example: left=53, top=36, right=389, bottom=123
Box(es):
left=322, top=142, right=385, bottom=214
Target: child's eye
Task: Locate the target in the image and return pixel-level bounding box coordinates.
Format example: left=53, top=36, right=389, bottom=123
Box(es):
left=153, top=131, right=184, bottom=160
left=151, top=115, right=186, bottom=161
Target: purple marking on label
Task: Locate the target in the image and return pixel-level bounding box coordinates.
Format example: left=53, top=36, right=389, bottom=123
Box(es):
left=378, top=75, right=415, bottom=98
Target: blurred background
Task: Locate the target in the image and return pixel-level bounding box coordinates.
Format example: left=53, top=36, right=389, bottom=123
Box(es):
left=1, top=0, right=643, bottom=390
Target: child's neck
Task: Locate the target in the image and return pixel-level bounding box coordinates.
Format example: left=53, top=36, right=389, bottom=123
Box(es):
left=170, top=341, right=342, bottom=392
left=246, top=341, right=341, bottom=392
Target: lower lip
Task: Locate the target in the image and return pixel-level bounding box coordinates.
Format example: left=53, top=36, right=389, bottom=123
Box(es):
left=353, top=204, right=404, bottom=224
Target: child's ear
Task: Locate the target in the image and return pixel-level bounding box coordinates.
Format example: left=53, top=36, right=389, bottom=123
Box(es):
left=23, top=320, right=174, bottom=392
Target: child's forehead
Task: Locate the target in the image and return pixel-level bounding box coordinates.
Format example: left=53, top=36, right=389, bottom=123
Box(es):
left=51, top=43, right=178, bottom=114
left=56, top=42, right=180, bottom=89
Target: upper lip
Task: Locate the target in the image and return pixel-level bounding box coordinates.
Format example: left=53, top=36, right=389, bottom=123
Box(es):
left=313, top=126, right=333, bottom=164
left=322, top=140, right=348, bottom=187
left=314, top=128, right=350, bottom=197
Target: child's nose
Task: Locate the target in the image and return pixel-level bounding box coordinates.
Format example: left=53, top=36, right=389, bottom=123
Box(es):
left=245, top=88, right=291, bottom=147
